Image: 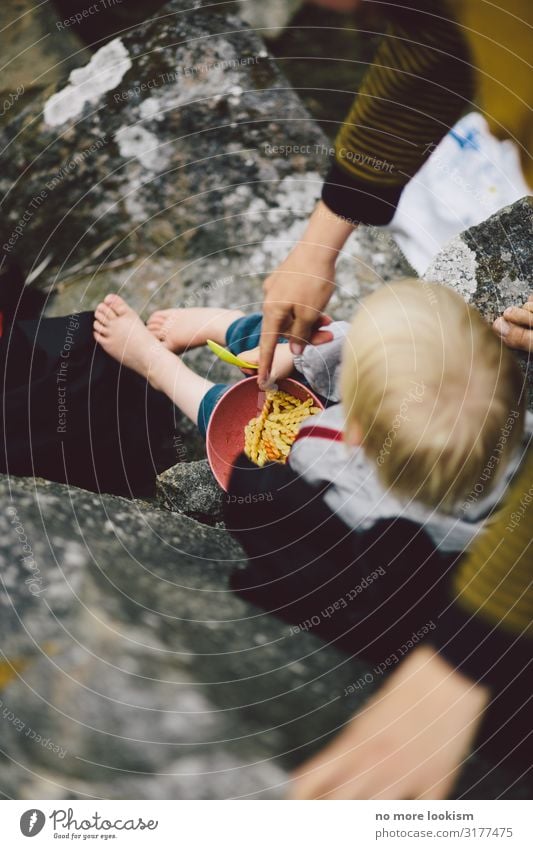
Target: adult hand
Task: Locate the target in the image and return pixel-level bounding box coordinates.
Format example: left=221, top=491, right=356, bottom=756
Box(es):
left=290, top=646, right=489, bottom=800
left=240, top=321, right=334, bottom=381
left=258, top=201, right=356, bottom=388
left=493, top=295, right=533, bottom=353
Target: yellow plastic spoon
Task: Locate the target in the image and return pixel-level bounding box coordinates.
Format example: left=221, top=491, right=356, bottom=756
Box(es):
left=206, top=338, right=258, bottom=370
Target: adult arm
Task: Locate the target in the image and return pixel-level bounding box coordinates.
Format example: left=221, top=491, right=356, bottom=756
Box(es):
left=291, top=453, right=533, bottom=799
left=259, top=0, right=474, bottom=386
left=429, top=451, right=533, bottom=766
left=290, top=645, right=489, bottom=800
left=259, top=201, right=353, bottom=386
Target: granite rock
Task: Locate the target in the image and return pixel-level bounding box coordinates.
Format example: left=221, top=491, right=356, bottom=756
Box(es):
left=0, top=0, right=532, bottom=804
left=0, top=0, right=411, bottom=323
left=1, top=472, right=530, bottom=800
left=426, top=196, right=533, bottom=408
left=0, top=475, right=371, bottom=799
left=0, top=0, right=91, bottom=126
left=156, top=459, right=223, bottom=525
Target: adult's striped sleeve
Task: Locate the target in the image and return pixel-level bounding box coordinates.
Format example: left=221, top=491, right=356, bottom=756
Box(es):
left=322, top=0, right=474, bottom=224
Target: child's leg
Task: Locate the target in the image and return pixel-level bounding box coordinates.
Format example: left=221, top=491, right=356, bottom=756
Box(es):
left=94, top=295, right=222, bottom=426
left=224, top=312, right=267, bottom=356
left=146, top=307, right=244, bottom=352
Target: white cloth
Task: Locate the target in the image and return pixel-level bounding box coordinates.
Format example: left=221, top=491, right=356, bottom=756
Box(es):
left=386, top=112, right=531, bottom=275
left=289, top=404, right=533, bottom=553
left=293, top=320, right=348, bottom=402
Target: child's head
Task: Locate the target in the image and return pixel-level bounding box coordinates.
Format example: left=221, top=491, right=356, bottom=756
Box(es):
left=340, top=279, right=525, bottom=510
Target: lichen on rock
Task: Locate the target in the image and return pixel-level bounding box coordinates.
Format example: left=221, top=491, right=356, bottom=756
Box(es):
left=0, top=0, right=531, bottom=802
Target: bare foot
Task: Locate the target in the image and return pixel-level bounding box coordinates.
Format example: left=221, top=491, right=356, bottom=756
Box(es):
left=94, top=294, right=166, bottom=383
left=493, top=294, right=533, bottom=353
left=146, top=307, right=244, bottom=352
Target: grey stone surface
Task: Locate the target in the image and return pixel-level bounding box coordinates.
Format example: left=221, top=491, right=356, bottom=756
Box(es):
left=425, top=196, right=533, bottom=408
left=0, top=0, right=411, bottom=324
left=0, top=0, right=412, bottom=463
left=0, top=1, right=91, bottom=126
left=0, top=0, right=531, bottom=803
left=157, top=460, right=223, bottom=525
left=0, top=475, right=369, bottom=799
left=238, top=0, right=303, bottom=40
left=1, top=474, right=530, bottom=800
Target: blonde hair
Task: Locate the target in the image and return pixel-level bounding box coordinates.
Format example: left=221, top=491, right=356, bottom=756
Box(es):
left=340, top=279, right=525, bottom=510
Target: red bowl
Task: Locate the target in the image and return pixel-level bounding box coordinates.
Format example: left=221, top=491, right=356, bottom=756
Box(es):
left=206, top=376, right=324, bottom=491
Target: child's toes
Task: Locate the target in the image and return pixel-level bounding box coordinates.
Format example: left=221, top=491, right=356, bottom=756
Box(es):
left=93, top=319, right=108, bottom=336
left=104, top=293, right=128, bottom=315
left=147, top=320, right=163, bottom=337
left=94, top=305, right=113, bottom=324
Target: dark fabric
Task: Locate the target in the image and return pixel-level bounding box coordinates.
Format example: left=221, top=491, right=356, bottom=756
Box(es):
left=51, top=0, right=167, bottom=48
left=434, top=597, right=532, bottom=694
left=197, top=383, right=228, bottom=438
left=433, top=585, right=532, bottom=770
left=0, top=254, right=46, bottom=323
left=225, top=453, right=453, bottom=661
left=325, top=0, right=473, bottom=224
left=0, top=313, right=178, bottom=496
left=197, top=312, right=267, bottom=437
left=225, top=312, right=265, bottom=353
left=224, top=455, right=531, bottom=765
left=321, top=162, right=405, bottom=225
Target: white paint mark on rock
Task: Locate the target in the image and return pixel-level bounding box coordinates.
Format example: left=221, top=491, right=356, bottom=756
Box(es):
left=44, top=38, right=132, bottom=127
left=424, top=236, right=478, bottom=302
left=115, top=124, right=168, bottom=171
